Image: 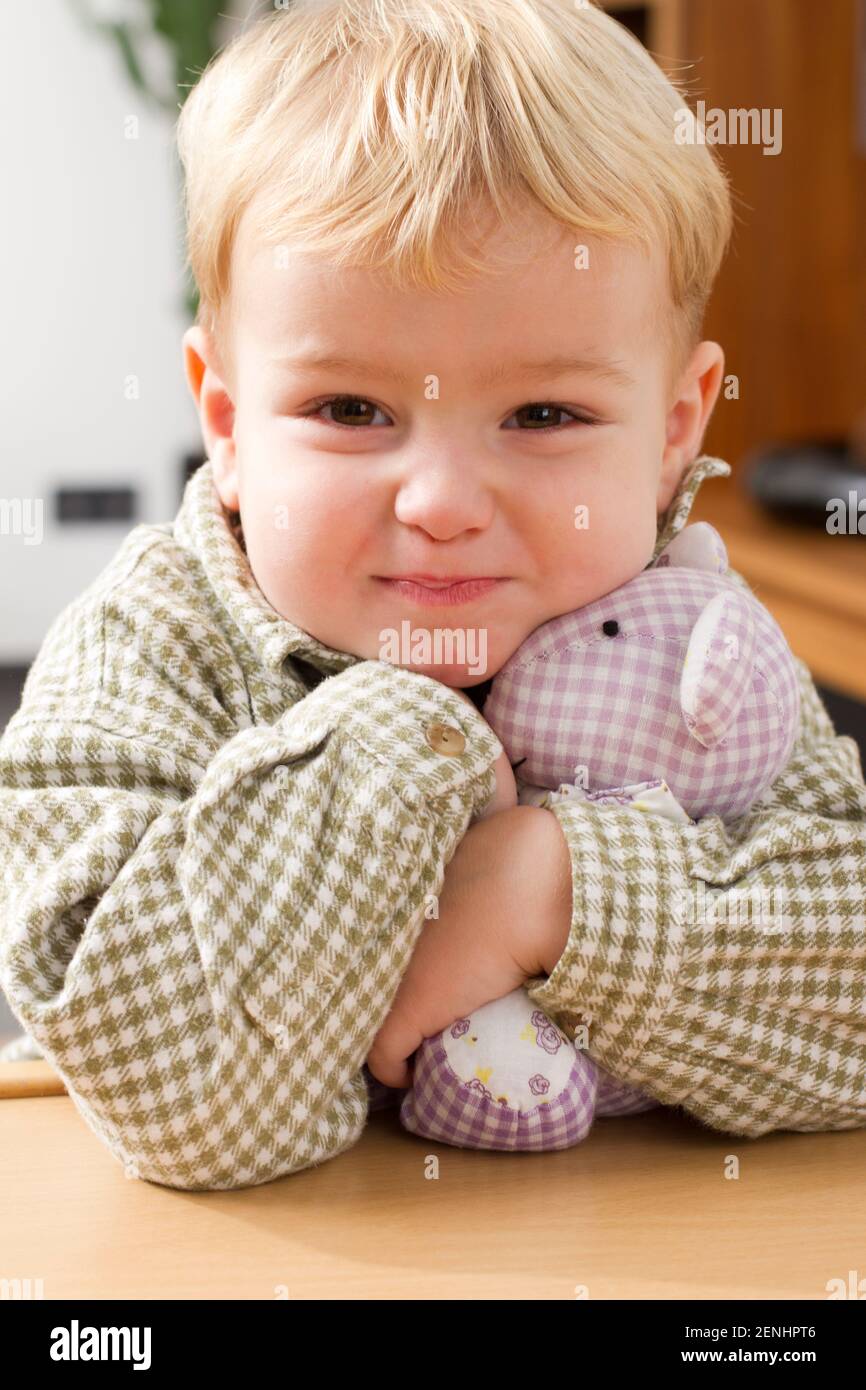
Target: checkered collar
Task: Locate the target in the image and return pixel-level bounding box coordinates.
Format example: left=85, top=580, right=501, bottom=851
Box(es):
left=174, top=454, right=732, bottom=675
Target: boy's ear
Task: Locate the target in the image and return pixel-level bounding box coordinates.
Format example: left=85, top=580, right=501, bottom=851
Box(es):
left=657, top=340, right=725, bottom=514
left=182, top=325, right=239, bottom=511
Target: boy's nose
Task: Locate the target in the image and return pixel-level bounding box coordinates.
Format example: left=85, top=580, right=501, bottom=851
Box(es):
left=393, top=464, right=495, bottom=541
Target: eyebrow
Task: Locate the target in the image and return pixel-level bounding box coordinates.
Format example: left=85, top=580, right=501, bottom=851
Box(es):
left=271, top=350, right=636, bottom=390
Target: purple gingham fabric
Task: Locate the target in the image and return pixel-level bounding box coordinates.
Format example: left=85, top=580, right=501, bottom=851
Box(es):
left=483, top=565, right=801, bottom=823
left=362, top=1057, right=659, bottom=1139
left=595, top=1069, right=662, bottom=1116
left=398, top=1036, right=600, bottom=1150
left=680, top=589, right=758, bottom=749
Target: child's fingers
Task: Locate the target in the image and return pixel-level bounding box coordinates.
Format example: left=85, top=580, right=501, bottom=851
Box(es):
left=366, top=1014, right=420, bottom=1089
left=366, top=1048, right=411, bottom=1090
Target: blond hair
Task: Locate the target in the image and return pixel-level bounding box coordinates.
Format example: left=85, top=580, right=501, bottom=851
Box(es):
left=176, top=0, right=734, bottom=390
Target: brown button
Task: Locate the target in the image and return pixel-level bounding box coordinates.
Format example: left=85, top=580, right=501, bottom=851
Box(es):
left=425, top=721, right=466, bottom=756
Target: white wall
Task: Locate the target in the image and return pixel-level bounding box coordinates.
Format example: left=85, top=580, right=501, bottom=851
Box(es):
left=0, top=1, right=233, bottom=662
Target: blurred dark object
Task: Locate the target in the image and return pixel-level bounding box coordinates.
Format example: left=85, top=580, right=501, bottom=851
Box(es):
left=55, top=486, right=137, bottom=524
left=605, top=6, right=649, bottom=45
left=743, top=437, right=866, bottom=533
left=817, top=684, right=866, bottom=765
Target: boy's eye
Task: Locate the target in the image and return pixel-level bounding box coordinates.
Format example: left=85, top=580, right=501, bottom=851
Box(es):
left=301, top=395, right=597, bottom=431
left=305, top=396, right=389, bottom=428
left=502, top=403, right=596, bottom=431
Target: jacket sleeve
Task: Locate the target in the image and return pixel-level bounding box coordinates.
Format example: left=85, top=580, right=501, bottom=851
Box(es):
left=524, top=653, right=866, bottom=1137
left=0, top=659, right=501, bottom=1190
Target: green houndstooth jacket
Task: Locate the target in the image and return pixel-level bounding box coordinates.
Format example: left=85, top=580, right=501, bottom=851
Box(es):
left=1, top=454, right=864, bottom=1189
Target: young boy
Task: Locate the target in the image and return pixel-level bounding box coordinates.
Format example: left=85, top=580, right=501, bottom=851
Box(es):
left=1, top=0, right=864, bottom=1190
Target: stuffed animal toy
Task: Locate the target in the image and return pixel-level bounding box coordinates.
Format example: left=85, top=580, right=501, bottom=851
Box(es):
left=365, top=522, right=801, bottom=1150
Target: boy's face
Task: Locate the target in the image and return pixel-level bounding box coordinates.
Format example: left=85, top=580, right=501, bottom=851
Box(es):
left=184, top=199, right=723, bottom=686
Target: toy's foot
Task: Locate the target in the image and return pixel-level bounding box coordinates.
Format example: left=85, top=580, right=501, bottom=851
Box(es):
left=399, top=989, right=599, bottom=1152
left=596, top=1066, right=661, bottom=1116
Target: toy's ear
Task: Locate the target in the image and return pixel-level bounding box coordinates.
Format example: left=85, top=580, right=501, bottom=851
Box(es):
left=653, top=522, right=728, bottom=573
left=680, top=590, right=758, bottom=747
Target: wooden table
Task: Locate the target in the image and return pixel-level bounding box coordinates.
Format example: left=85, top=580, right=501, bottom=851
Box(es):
left=2, top=1068, right=864, bottom=1300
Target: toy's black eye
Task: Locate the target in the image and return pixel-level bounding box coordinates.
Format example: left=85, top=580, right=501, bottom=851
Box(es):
left=602, top=620, right=619, bottom=637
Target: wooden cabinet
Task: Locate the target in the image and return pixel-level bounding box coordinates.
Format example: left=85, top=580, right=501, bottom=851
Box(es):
left=603, top=0, right=866, bottom=470
left=601, top=2, right=866, bottom=700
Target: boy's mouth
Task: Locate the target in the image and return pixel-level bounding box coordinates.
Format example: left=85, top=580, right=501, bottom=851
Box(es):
left=375, top=574, right=506, bottom=606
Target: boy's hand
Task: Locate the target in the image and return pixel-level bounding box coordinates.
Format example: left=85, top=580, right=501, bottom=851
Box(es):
left=475, top=746, right=519, bottom=819
left=365, top=804, right=573, bottom=1089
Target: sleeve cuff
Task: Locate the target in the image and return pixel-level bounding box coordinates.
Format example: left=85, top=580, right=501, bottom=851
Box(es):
left=284, top=659, right=503, bottom=818
left=234, top=661, right=502, bottom=1050
left=524, top=797, right=693, bottom=1085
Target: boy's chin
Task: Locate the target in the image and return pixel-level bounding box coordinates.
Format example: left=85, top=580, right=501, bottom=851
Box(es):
left=397, top=662, right=495, bottom=687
